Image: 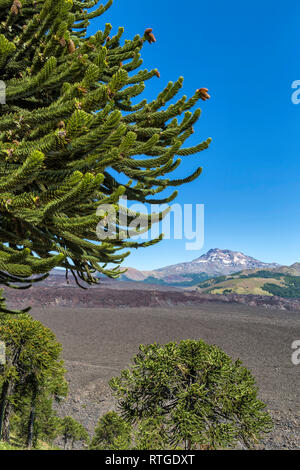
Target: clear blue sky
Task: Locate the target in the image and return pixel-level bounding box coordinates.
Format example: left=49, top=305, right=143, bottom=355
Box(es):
left=90, top=0, right=300, bottom=270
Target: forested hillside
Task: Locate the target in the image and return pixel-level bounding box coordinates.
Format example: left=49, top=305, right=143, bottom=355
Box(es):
left=198, top=269, right=300, bottom=298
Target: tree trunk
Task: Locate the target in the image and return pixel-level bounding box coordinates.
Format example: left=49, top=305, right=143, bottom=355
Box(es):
left=2, top=400, right=11, bottom=442
left=0, top=380, right=14, bottom=442
left=63, top=436, right=69, bottom=450
left=26, top=387, right=37, bottom=449
left=0, top=380, right=9, bottom=441
left=0, top=344, right=23, bottom=441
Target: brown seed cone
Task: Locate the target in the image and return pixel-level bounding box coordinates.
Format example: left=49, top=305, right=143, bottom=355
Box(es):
left=197, top=88, right=211, bottom=101
left=68, top=39, right=76, bottom=54
left=10, top=4, right=19, bottom=14
left=144, top=28, right=156, bottom=44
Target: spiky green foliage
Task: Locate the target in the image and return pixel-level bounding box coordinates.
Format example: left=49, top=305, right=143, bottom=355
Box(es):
left=110, top=340, right=273, bottom=450
left=59, top=416, right=88, bottom=450
left=0, top=0, right=211, bottom=290
left=90, top=411, right=132, bottom=450
left=0, top=312, right=68, bottom=444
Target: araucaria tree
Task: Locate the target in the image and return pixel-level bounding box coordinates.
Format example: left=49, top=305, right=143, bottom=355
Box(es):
left=90, top=411, right=132, bottom=450
left=110, top=340, right=273, bottom=450
left=0, top=313, right=67, bottom=446
left=0, top=0, right=211, bottom=300
left=60, top=416, right=88, bottom=450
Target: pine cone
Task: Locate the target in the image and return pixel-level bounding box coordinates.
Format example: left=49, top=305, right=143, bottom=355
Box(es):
left=197, top=88, right=210, bottom=101
left=10, top=5, right=18, bottom=14
left=144, top=28, right=156, bottom=44
left=10, top=0, right=22, bottom=14
left=68, top=39, right=76, bottom=54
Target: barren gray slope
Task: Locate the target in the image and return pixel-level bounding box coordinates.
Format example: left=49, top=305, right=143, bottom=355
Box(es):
left=32, top=303, right=300, bottom=449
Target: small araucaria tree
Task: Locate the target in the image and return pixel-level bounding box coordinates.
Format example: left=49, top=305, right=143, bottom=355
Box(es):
left=0, top=312, right=68, bottom=445
left=110, top=340, right=273, bottom=450
left=0, top=0, right=211, bottom=304
left=90, top=411, right=132, bottom=450
left=59, top=416, right=88, bottom=450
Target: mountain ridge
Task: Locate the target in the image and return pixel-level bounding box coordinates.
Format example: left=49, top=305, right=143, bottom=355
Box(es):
left=120, top=248, right=281, bottom=285
left=48, top=249, right=287, bottom=289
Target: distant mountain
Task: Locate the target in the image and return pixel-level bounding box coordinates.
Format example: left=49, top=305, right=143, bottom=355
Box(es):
left=41, top=250, right=300, bottom=299
left=120, top=267, right=154, bottom=282
left=270, top=263, right=300, bottom=276
left=120, top=249, right=280, bottom=286
left=45, top=249, right=282, bottom=288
